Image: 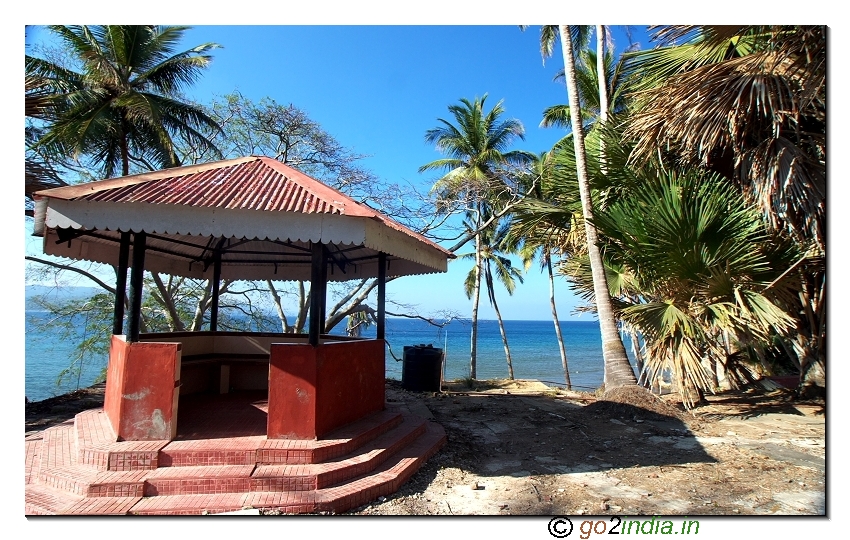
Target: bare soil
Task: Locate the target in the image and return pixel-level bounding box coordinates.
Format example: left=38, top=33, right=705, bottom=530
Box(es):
left=352, top=379, right=825, bottom=516
left=24, top=379, right=826, bottom=516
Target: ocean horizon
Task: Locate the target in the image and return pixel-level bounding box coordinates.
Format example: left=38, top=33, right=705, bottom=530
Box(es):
left=25, top=313, right=636, bottom=402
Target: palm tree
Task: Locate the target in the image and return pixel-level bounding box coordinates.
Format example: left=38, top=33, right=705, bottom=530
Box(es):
left=29, top=25, right=223, bottom=178
left=622, top=25, right=825, bottom=397
left=419, top=95, right=534, bottom=379
left=545, top=25, right=637, bottom=389
left=459, top=217, right=524, bottom=379
left=540, top=43, right=634, bottom=131
left=622, top=25, right=825, bottom=251
left=589, top=169, right=801, bottom=407
left=508, top=151, right=575, bottom=389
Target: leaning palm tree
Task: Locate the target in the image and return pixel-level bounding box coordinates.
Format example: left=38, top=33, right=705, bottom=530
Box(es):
left=459, top=217, right=524, bottom=380
left=419, top=95, right=534, bottom=379
left=544, top=25, right=637, bottom=389
left=29, top=25, right=223, bottom=178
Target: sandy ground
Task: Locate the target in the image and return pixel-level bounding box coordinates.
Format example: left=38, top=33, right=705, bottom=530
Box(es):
left=25, top=379, right=826, bottom=518
left=350, top=379, right=825, bottom=517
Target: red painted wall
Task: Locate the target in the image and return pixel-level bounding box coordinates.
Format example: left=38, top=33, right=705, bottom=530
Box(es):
left=103, top=336, right=180, bottom=441
left=268, top=340, right=385, bottom=439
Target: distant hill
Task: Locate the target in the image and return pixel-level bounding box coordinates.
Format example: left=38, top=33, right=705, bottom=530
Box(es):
left=26, top=285, right=105, bottom=310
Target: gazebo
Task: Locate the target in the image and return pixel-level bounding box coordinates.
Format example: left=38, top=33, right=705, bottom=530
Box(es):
left=32, top=155, right=454, bottom=442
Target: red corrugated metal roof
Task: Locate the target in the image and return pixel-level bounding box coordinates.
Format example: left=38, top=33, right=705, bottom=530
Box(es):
left=34, top=155, right=453, bottom=256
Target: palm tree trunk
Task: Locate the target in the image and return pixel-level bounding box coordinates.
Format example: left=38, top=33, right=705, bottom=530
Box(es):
left=469, top=223, right=482, bottom=379
left=630, top=328, right=647, bottom=387
left=558, top=25, right=636, bottom=390
left=596, top=25, right=609, bottom=177
left=488, top=276, right=514, bottom=380
left=547, top=253, right=571, bottom=389
left=596, top=25, right=609, bottom=126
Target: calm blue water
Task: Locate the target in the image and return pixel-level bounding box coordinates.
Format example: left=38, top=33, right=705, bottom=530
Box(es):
left=25, top=313, right=635, bottom=402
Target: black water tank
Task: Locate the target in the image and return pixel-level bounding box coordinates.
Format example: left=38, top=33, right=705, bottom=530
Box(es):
left=401, top=344, right=443, bottom=392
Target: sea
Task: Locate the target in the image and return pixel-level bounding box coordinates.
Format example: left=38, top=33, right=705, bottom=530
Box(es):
left=25, top=312, right=636, bottom=402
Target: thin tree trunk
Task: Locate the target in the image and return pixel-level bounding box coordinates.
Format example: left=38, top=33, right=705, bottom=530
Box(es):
left=151, top=272, right=186, bottom=331
left=630, top=328, right=647, bottom=387
left=547, top=254, right=571, bottom=390
left=558, top=24, right=636, bottom=390
left=295, top=281, right=310, bottom=333
left=469, top=225, right=481, bottom=380
left=596, top=25, right=609, bottom=126
left=596, top=25, right=609, bottom=176
left=488, top=272, right=514, bottom=380
left=266, top=280, right=291, bottom=333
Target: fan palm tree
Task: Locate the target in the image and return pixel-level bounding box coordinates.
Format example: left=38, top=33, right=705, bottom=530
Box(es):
left=29, top=25, right=223, bottom=178
left=588, top=169, right=800, bottom=407
left=419, top=95, right=534, bottom=379
left=459, top=217, right=524, bottom=380
left=622, top=25, right=825, bottom=251
left=622, top=25, right=825, bottom=397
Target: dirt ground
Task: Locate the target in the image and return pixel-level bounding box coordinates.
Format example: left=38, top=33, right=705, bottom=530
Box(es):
left=353, top=379, right=826, bottom=517
left=25, top=379, right=826, bottom=517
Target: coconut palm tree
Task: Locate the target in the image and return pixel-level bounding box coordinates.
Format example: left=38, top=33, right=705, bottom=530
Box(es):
left=542, top=25, right=638, bottom=389
left=540, top=42, right=635, bottom=130
left=419, top=95, right=534, bottom=379
left=507, top=151, right=575, bottom=389
left=29, top=25, right=223, bottom=178
left=459, top=217, right=524, bottom=380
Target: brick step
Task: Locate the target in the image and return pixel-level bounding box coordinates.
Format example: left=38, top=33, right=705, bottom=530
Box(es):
left=128, top=422, right=446, bottom=516
left=40, top=422, right=78, bottom=471
left=74, top=409, right=170, bottom=471
left=129, top=492, right=261, bottom=516
left=38, top=466, right=147, bottom=497
left=144, top=464, right=256, bottom=496
left=25, top=483, right=82, bottom=515
left=136, top=416, right=425, bottom=496
left=158, top=409, right=403, bottom=467
left=253, top=414, right=426, bottom=491
left=306, top=421, right=447, bottom=514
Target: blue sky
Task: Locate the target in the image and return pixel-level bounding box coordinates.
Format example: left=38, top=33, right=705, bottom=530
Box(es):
left=22, top=24, right=653, bottom=321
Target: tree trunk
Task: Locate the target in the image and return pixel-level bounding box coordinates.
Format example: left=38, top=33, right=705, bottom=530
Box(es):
left=488, top=274, right=514, bottom=380
left=558, top=25, right=636, bottom=390
left=630, top=329, right=647, bottom=387
left=548, top=254, right=571, bottom=390
left=151, top=272, right=186, bottom=331
left=596, top=25, right=609, bottom=126
left=469, top=221, right=482, bottom=380
left=295, top=281, right=310, bottom=333
left=266, top=280, right=291, bottom=333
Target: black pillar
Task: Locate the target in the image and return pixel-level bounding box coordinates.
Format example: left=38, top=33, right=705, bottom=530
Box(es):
left=127, top=231, right=147, bottom=342
left=377, top=252, right=386, bottom=340
left=112, top=231, right=131, bottom=335
left=309, top=242, right=328, bottom=346
left=210, top=250, right=222, bottom=331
